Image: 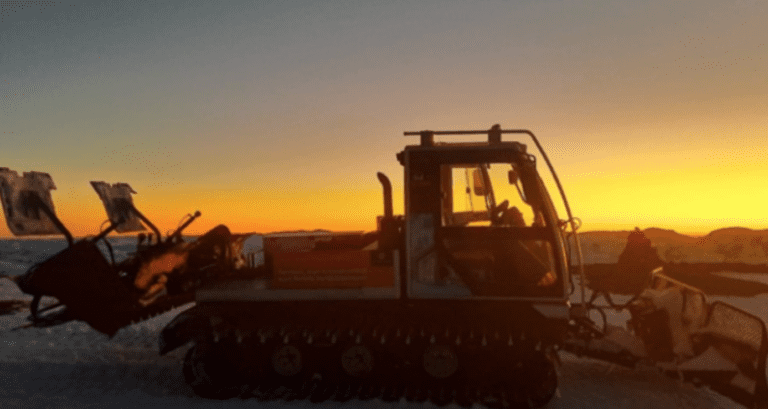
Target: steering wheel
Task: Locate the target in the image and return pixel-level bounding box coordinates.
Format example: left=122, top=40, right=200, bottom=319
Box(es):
left=490, top=200, right=509, bottom=226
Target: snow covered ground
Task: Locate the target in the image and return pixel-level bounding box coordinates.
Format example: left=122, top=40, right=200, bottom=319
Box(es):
left=0, top=240, right=762, bottom=408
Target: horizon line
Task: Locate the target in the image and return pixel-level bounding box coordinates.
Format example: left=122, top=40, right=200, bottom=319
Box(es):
left=2, top=226, right=767, bottom=240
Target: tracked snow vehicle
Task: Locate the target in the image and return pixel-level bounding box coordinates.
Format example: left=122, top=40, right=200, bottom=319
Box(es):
left=158, top=126, right=767, bottom=409
left=158, top=126, right=582, bottom=407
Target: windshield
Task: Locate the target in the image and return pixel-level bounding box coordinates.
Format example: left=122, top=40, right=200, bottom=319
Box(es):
left=409, top=160, right=563, bottom=297
left=443, top=163, right=549, bottom=229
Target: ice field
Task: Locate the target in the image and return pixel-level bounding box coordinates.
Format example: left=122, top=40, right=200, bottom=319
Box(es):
left=0, top=238, right=763, bottom=408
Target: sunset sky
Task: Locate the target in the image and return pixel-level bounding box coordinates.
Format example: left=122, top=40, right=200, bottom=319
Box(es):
left=1, top=0, right=766, bottom=238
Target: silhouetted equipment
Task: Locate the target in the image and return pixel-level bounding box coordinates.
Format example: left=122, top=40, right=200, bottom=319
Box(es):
left=0, top=173, right=251, bottom=336
left=1, top=124, right=765, bottom=408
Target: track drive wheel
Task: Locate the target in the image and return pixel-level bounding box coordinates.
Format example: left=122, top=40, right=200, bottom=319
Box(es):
left=269, top=343, right=312, bottom=400
left=340, top=342, right=381, bottom=401
left=423, top=343, right=460, bottom=407
left=507, top=350, right=558, bottom=409
left=183, top=341, right=243, bottom=400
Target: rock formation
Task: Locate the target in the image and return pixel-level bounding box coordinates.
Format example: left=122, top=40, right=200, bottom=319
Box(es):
left=617, top=227, right=663, bottom=292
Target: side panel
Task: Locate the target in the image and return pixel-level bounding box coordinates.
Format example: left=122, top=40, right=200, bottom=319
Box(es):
left=271, top=250, right=395, bottom=289
left=196, top=250, right=401, bottom=302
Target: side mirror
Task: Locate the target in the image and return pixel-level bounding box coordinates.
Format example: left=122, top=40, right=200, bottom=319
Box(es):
left=508, top=169, right=519, bottom=185
left=472, top=169, right=486, bottom=196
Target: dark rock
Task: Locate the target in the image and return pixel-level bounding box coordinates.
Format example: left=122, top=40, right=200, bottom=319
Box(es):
left=616, top=228, right=663, bottom=292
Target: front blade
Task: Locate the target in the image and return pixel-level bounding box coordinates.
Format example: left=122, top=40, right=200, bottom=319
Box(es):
left=90, top=181, right=146, bottom=233
left=0, top=168, right=60, bottom=236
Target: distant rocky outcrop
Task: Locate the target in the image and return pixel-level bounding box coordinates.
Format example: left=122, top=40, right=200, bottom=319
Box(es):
left=580, top=227, right=768, bottom=296
left=618, top=228, right=663, bottom=266
left=617, top=228, right=663, bottom=289
left=576, top=227, right=768, bottom=265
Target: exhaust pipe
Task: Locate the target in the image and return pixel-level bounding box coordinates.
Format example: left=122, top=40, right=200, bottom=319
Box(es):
left=377, top=172, right=393, bottom=219
left=376, top=172, right=397, bottom=252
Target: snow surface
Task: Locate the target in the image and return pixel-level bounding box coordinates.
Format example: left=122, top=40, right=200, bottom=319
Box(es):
left=0, top=240, right=760, bottom=408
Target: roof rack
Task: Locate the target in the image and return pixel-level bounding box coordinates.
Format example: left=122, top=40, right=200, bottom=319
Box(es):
left=404, top=124, right=535, bottom=146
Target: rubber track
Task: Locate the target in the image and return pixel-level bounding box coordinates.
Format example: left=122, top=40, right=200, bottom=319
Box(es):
left=194, top=321, right=560, bottom=408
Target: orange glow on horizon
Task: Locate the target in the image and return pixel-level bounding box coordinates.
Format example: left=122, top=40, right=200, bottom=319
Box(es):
left=0, top=174, right=764, bottom=240
left=0, top=185, right=390, bottom=238
left=0, top=122, right=765, bottom=239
